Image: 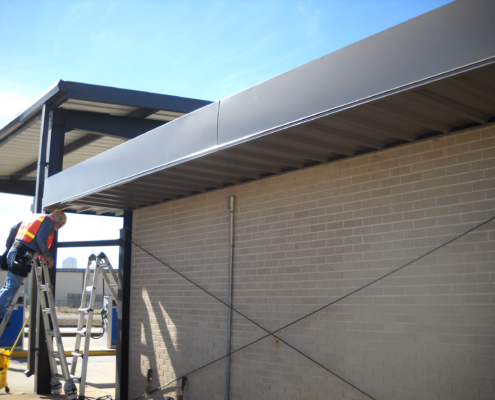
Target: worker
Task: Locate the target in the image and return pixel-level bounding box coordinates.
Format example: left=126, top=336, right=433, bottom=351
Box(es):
left=0, top=210, right=67, bottom=326
left=0, top=221, right=21, bottom=271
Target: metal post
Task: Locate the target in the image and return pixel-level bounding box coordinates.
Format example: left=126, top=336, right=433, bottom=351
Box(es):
left=224, top=195, right=235, bottom=400
left=26, top=104, right=50, bottom=380
left=116, top=211, right=132, bottom=400
left=30, top=107, right=65, bottom=393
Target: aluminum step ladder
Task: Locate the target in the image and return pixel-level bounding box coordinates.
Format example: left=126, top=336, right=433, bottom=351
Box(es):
left=33, top=257, right=77, bottom=399
left=0, top=275, right=27, bottom=339
left=70, top=252, right=118, bottom=400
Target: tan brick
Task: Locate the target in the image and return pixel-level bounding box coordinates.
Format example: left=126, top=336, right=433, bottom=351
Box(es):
left=127, top=126, right=495, bottom=400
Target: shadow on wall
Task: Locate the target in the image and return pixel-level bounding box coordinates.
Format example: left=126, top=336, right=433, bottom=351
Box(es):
left=130, top=212, right=495, bottom=399
left=127, top=128, right=495, bottom=399
left=137, top=289, right=181, bottom=397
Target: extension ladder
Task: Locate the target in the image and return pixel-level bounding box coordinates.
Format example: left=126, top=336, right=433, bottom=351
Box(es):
left=32, top=257, right=77, bottom=399
left=70, top=252, right=118, bottom=399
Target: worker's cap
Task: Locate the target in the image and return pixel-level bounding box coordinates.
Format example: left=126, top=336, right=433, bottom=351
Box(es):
left=52, top=209, right=67, bottom=228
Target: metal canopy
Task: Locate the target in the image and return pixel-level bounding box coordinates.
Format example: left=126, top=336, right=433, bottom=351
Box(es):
left=43, top=0, right=495, bottom=216
left=0, top=81, right=211, bottom=196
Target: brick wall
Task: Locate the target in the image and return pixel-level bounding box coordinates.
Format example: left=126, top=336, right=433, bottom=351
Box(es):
left=129, top=124, right=495, bottom=400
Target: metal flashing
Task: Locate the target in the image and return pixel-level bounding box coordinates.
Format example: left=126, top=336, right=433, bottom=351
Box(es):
left=41, top=0, right=495, bottom=214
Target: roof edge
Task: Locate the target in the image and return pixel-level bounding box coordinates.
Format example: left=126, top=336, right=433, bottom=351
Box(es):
left=42, top=56, right=495, bottom=210
left=0, top=80, right=66, bottom=140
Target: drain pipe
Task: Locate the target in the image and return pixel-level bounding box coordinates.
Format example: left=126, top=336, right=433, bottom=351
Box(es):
left=224, top=195, right=235, bottom=400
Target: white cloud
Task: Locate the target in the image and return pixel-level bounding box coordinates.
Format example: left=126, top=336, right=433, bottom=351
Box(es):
left=101, top=3, right=115, bottom=22
left=62, top=2, right=93, bottom=23
left=297, top=0, right=322, bottom=38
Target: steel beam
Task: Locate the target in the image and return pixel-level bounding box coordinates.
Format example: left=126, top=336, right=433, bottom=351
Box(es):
left=415, top=89, right=490, bottom=124
left=125, top=180, right=192, bottom=196
left=63, top=110, right=166, bottom=139
left=34, top=107, right=66, bottom=393
left=364, top=101, right=450, bottom=133
left=207, top=154, right=281, bottom=174
left=303, top=122, right=385, bottom=149
left=57, top=239, right=122, bottom=248
left=173, top=165, right=242, bottom=184
left=227, top=149, right=304, bottom=169
left=47, top=110, right=66, bottom=176
left=331, top=113, right=416, bottom=142
left=241, top=140, right=328, bottom=163
left=11, top=134, right=100, bottom=181
left=193, top=158, right=264, bottom=178
left=0, top=180, right=35, bottom=196
left=64, top=81, right=211, bottom=113
left=142, top=175, right=207, bottom=192
left=27, top=104, right=50, bottom=384
left=159, top=170, right=225, bottom=188
left=29, top=105, right=51, bottom=393
left=276, top=132, right=356, bottom=157
left=184, top=160, right=262, bottom=180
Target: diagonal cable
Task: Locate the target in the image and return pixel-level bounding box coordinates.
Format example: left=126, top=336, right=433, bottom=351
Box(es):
left=130, top=214, right=495, bottom=400
left=130, top=239, right=375, bottom=399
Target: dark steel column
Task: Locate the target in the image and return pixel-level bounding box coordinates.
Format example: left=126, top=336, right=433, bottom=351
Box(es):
left=27, top=104, right=50, bottom=380
left=45, top=108, right=65, bottom=314
left=33, top=108, right=65, bottom=393
left=116, top=211, right=132, bottom=400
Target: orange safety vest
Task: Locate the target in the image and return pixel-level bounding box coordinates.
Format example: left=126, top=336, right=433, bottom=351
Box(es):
left=15, top=214, right=54, bottom=249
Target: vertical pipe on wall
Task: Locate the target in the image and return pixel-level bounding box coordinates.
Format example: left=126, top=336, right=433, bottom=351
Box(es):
left=224, top=195, right=235, bottom=400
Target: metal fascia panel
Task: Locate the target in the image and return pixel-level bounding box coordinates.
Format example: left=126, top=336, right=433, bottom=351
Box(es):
left=218, top=0, right=495, bottom=146
left=43, top=102, right=219, bottom=208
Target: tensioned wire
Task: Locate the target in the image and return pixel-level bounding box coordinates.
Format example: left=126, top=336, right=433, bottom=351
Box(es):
left=130, top=214, right=495, bottom=400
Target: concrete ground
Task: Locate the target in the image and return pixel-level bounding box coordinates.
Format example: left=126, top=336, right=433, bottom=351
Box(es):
left=1, top=355, right=115, bottom=399
left=0, top=332, right=116, bottom=399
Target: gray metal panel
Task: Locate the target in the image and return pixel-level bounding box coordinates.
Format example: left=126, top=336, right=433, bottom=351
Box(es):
left=51, top=61, right=495, bottom=215
left=43, top=102, right=220, bottom=207
left=218, top=0, right=495, bottom=145
left=62, top=136, right=127, bottom=170
left=41, top=1, right=495, bottom=214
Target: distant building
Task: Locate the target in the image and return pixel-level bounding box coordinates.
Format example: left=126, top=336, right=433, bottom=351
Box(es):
left=62, top=257, right=77, bottom=269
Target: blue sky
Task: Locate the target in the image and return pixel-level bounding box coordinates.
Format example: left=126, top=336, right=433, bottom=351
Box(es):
left=0, top=0, right=452, bottom=127
left=0, top=0, right=452, bottom=267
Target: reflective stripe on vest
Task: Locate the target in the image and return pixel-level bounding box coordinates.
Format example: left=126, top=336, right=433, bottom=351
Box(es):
left=15, top=215, right=55, bottom=248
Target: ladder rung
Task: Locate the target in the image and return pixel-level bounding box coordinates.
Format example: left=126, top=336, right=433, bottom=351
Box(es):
left=70, top=374, right=81, bottom=382
left=108, top=283, right=118, bottom=286
left=46, top=330, right=56, bottom=337
left=51, top=352, right=60, bottom=359
left=86, top=286, right=94, bottom=292
left=39, top=285, right=51, bottom=292
left=71, top=352, right=84, bottom=358
left=75, top=329, right=86, bottom=336
left=78, top=308, right=92, bottom=314
left=42, top=308, right=52, bottom=314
